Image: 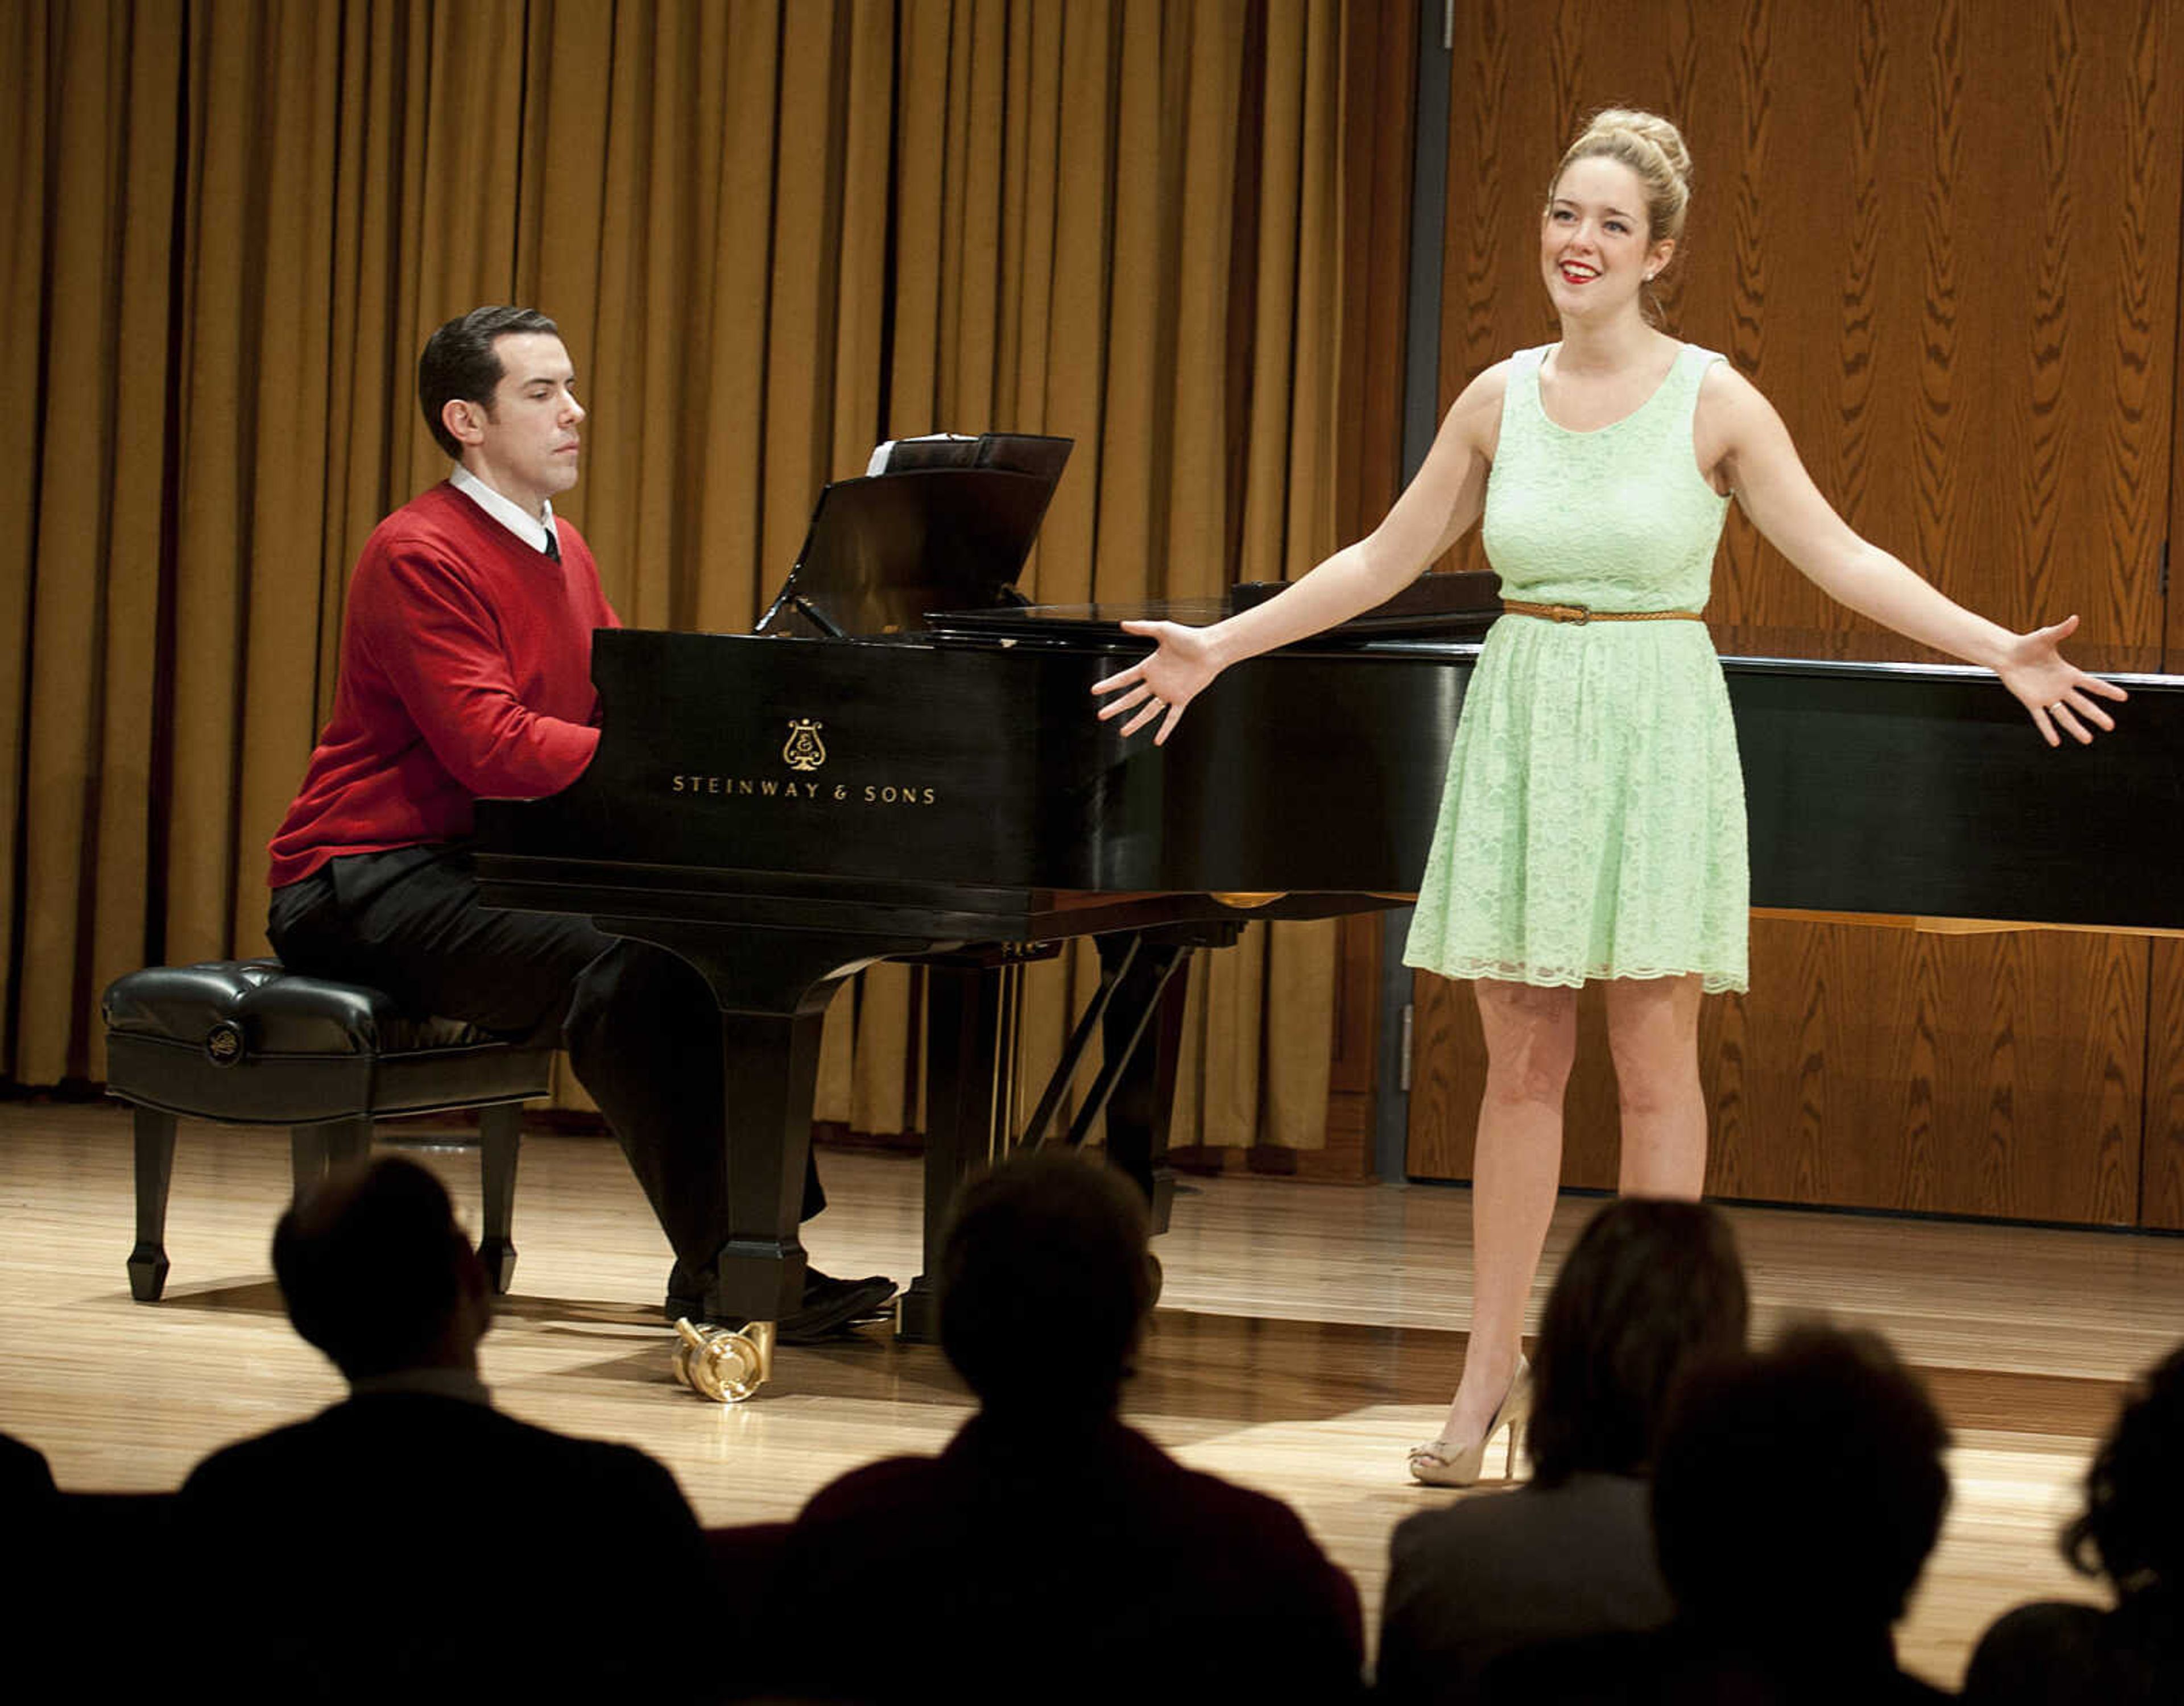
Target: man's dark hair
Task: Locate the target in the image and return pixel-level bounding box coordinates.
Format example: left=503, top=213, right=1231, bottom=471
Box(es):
left=417, top=305, right=560, bottom=460
left=938, top=1150, right=1155, bottom=1418
left=2066, top=1343, right=2184, bottom=1597
left=271, top=1157, right=475, bottom=1380
left=1527, top=1198, right=1749, bottom=1486
left=1652, top=1323, right=1951, bottom=1637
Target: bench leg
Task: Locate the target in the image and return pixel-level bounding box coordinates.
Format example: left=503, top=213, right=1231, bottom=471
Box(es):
left=292, top=1117, right=372, bottom=1201
left=324, top=1117, right=372, bottom=1169
left=127, top=1107, right=178, bottom=1302
left=476, top=1103, right=522, bottom=1294
left=290, top=1127, right=326, bottom=1198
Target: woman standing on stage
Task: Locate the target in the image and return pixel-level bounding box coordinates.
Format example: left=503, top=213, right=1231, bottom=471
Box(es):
left=1092, top=109, right=2124, bottom=1485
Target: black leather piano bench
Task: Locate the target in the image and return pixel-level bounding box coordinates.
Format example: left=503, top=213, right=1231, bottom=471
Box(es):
left=99, top=960, right=555, bottom=1303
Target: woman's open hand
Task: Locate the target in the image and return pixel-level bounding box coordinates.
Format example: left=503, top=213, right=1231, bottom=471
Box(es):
left=1090, top=620, right=1223, bottom=745
left=1995, top=615, right=2128, bottom=747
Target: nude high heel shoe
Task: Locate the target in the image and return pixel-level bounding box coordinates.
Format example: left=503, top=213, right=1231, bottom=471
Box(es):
left=1408, top=1355, right=1531, bottom=1488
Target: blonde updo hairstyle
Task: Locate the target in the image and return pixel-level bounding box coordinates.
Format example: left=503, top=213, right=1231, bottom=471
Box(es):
left=1548, top=109, right=1693, bottom=319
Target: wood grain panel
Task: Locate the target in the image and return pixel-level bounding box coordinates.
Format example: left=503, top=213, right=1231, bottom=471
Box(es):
left=2171, top=0, right=2184, bottom=674
left=1410, top=921, right=2145, bottom=1224
left=2150, top=0, right=2184, bottom=1230
left=2173, top=225, right=2184, bottom=674
left=1439, top=0, right=2177, bottom=663
left=1284, top=912, right=1383, bottom=1184
left=2141, top=938, right=2184, bottom=1228
left=1412, top=0, right=2183, bottom=1224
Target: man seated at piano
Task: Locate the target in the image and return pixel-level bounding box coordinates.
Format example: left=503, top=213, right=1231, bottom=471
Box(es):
left=262, top=305, right=895, bottom=1340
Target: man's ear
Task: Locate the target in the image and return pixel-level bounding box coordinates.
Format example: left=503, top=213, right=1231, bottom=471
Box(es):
left=441, top=397, right=486, bottom=448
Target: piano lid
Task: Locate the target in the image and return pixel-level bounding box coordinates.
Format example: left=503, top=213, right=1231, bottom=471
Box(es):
left=478, top=624, right=2184, bottom=930
left=756, top=432, right=1073, bottom=640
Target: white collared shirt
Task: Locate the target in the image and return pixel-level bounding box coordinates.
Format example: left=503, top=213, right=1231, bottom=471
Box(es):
left=450, top=462, right=557, bottom=556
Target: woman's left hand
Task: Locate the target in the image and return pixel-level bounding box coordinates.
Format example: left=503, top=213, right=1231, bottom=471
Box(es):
left=1995, top=614, right=2129, bottom=746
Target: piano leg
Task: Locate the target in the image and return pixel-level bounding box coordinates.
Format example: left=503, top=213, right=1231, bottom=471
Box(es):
left=899, top=955, right=1021, bottom=1344
left=1062, top=924, right=1236, bottom=1231
left=898, top=927, right=1230, bottom=1343
left=592, top=918, right=931, bottom=1396
left=1089, top=933, right=1194, bottom=1236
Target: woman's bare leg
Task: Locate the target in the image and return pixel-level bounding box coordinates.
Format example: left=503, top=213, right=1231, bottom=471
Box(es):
left=1605, top=974, right=1708, bottom=1198
left=1434, top=978, right=1578, bottom=1447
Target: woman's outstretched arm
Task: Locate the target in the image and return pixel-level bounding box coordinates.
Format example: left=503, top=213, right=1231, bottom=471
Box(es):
left=1703, top=365, right=2127, bottom=747
left=1093, top=361, right=1510, bottom=743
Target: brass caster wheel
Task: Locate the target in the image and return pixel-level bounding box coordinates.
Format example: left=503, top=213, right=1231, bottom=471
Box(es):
left=671, top=1317, right=776, bottom=1403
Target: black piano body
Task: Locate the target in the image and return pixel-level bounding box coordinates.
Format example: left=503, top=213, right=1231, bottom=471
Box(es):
left=474, top=616, right=1455, bottom=1343
left=474, top=610, right=2184, bottom=1354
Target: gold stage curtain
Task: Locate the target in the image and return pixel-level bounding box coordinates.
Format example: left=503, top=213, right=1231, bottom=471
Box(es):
left=1, top=0, right=1368, bottom=1153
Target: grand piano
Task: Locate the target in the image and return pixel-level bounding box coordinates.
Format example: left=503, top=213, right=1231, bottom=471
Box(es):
left=475, top=437, right=2184, bottom=1399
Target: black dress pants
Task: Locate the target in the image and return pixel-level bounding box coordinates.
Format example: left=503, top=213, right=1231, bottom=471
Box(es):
left=267, top=844, right=823, bottom=1284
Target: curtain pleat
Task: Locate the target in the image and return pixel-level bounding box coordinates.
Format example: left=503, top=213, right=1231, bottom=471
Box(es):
left=11, top=0, right=188, bottom=1084
left=3, top=0, right=1370, bottom=1156
left=16, top=1, right=111, bottom=1080
left=233, top=2, right=343, bottom=962
left=88, top=7, right=183, bottom=1104
left=684, top=0, right=782, bottom=633
left=0, top=0, right=49, bottom=1076
left=165, top=2, right=253, bottom=973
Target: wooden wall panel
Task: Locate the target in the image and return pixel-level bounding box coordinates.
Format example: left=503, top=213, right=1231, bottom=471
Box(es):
left=1410, top=0, right=2182, bottom=1221
left=2152, top=0, right=2184, bottom=1237
left=2142, top=939, right=2184, bottom=1230
left=2173, top=29, right=2184, bottom=686
left=1434, top=0, right=2177, bottom=667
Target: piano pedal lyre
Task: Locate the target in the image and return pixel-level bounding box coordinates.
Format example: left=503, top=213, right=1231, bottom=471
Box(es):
left=671, top=1316, right=777, bottom=1403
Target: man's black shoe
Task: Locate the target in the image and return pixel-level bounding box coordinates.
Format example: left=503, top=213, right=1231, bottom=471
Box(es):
left=664, top=1265, right=897, bottom=1345
left=799, top=1269, right=900, bottom=1324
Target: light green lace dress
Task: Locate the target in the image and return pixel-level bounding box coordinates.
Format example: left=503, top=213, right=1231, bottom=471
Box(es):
left=1402, top=342, right=1748, bottom=992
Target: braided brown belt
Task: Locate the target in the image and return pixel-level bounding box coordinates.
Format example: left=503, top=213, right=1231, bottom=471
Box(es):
left=1500, top=600, right=1705, bottom=626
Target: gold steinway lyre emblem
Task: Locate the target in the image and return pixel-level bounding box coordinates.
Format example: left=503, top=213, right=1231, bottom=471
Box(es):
left=782, top=718, right=827, bottom=772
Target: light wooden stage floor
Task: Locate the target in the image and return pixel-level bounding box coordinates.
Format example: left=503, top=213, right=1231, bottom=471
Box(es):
left=3, top=1102, right=2176, bottom=1688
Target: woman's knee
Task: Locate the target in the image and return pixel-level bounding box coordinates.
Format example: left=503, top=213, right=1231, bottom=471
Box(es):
left=1606, top=992, right=1704, bottom=1113
left=1612, top=1062, right=1702, bottom=1123
left=1476, top=982, right=1578, bottom=1104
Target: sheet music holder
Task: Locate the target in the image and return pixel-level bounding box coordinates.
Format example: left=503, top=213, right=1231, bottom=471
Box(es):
left=756, top=433, right=1072, bottom=638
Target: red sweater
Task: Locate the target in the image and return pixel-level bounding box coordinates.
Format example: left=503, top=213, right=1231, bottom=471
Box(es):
left=267, top=482, right=622, bottom=887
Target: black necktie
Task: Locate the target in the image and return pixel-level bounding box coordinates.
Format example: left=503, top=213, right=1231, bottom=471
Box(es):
left=542, top=518, right=561, bottom=562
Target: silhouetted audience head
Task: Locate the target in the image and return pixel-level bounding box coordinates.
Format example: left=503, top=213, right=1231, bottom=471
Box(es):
left=1653, top=1323, right=1950, bottom=1641
left=0, top=1431, right=56, bottom=1508
left=1527, top=1198, right=1749, bottom=1488
left=939, top=1150, right=1155, bottom=1419
left=271, top=1157, right=489, bottom=1382
left=2064, top=1344, right=2184, bottom=1599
